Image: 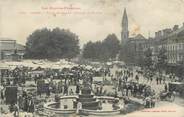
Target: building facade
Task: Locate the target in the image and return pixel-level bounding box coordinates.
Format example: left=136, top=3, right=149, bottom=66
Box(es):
left=150, top=24, right=184, bottom=65
left=121, top=9, right=184, bottom=68
left=0, top=39, right=25, bottom=61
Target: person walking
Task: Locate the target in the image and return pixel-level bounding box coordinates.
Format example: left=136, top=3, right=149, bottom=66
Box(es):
left=159, top=77, right=162, bottom=84
left=135, top=75, right=139, bottom=83
left=118, top=78, right=122, bottom=91
left=58, top=80, right=63, bottom=94
left=46, top=86, right=51, bottom=97
left=164, top=83, right=168, bottom=92
left=114, top=89, right=118, bottom=98
left=150, top=77, right=153, bottom=84
left=13, top=103, right=19, bottom=117
left=99, top=85, right=103, bottom=95
left=69, top=89, right=74, bottom=95
left=76, top=84, right=80, bottom=94
left=156, top=77, right=159, bottom=85
left=1, top=87, right=4, bottom=103
left=23, top=96, right=28, bottom=112
left=64, top=84, right=68, bottom=95
left=18, top=95, right=23, bottom=110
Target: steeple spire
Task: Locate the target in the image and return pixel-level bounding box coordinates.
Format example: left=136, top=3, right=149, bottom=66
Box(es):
left=122, top=8, right=128, bottom=23
left=121, top=8, right=129, bottom=45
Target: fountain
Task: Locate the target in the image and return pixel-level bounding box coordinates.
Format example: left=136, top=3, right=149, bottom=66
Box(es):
left=73, top=78, right=100, bottom=110
left=42, top=77, right=143, bottom=116
left=43, top=79, right=122, bottom=116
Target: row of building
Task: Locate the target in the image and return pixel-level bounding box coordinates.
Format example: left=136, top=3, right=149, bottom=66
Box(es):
left=0, top=39, right=25, bottom=61
left=121, top=9, right=184, bottom=69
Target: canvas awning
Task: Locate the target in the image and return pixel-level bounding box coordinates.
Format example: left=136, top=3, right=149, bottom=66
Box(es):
left=0, top=62, right=10, bottom=70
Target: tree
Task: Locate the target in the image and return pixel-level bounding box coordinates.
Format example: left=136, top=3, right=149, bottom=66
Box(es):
left=156, top=48, right=168, bottom=73
left=82, top=41, right=102, bottom=60
left=25, top=28, right=80, bottom=59
left=82, top=41, right=94, bottom=59
left=102, top=34, right=120, bottom=60
left=82, top=34, right=120, bottom=61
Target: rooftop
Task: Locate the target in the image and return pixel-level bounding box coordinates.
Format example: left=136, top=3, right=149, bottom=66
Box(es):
left=155, top=23, right=184, bottom=40
left=0, top=38, right=16, bottom=42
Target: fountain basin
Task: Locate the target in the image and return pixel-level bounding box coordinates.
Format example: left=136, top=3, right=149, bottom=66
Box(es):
left=44, top=96, right=77, bottom=115
left=78, top=96, right=121, bottom=115
left=76, top=97, right=96, bottom=102
left=73, top=100, right=100, bottom=110
left=79, top=109, right=121, bottom=116
left=79, top=94, right=94, bottom=98
left=43, top=96, right=122, bottom=115
left=44, top=102, right=76, bottom=114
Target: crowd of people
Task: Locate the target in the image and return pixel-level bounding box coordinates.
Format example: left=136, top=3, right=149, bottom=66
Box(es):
left=0, top=65, right=105, bottom=116
left=0, top=62, right=180, bottom=116
left=113, top=69, right=156, bottom=108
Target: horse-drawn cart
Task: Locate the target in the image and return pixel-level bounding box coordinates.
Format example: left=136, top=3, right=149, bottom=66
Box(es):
left=168, top=82, right=184, bottom=97
left=159, top=82, right=184, bottom=101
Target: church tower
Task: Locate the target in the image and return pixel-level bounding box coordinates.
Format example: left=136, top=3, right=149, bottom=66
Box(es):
left=121, top=8, right=129, bottom=45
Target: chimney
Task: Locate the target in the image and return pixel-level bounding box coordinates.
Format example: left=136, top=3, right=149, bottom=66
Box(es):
left=162, top=28, right=172, bottom=36
left=155, top=30, right=162, bottom=38
left=158, top=30, right=162, bottom=37
left=155, top=32, right=158, bottom=37
left=173, top=25, right=179, bottom=31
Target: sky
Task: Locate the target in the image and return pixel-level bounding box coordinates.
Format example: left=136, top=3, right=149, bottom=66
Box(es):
left=0, top=0, right=184, bottom=46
